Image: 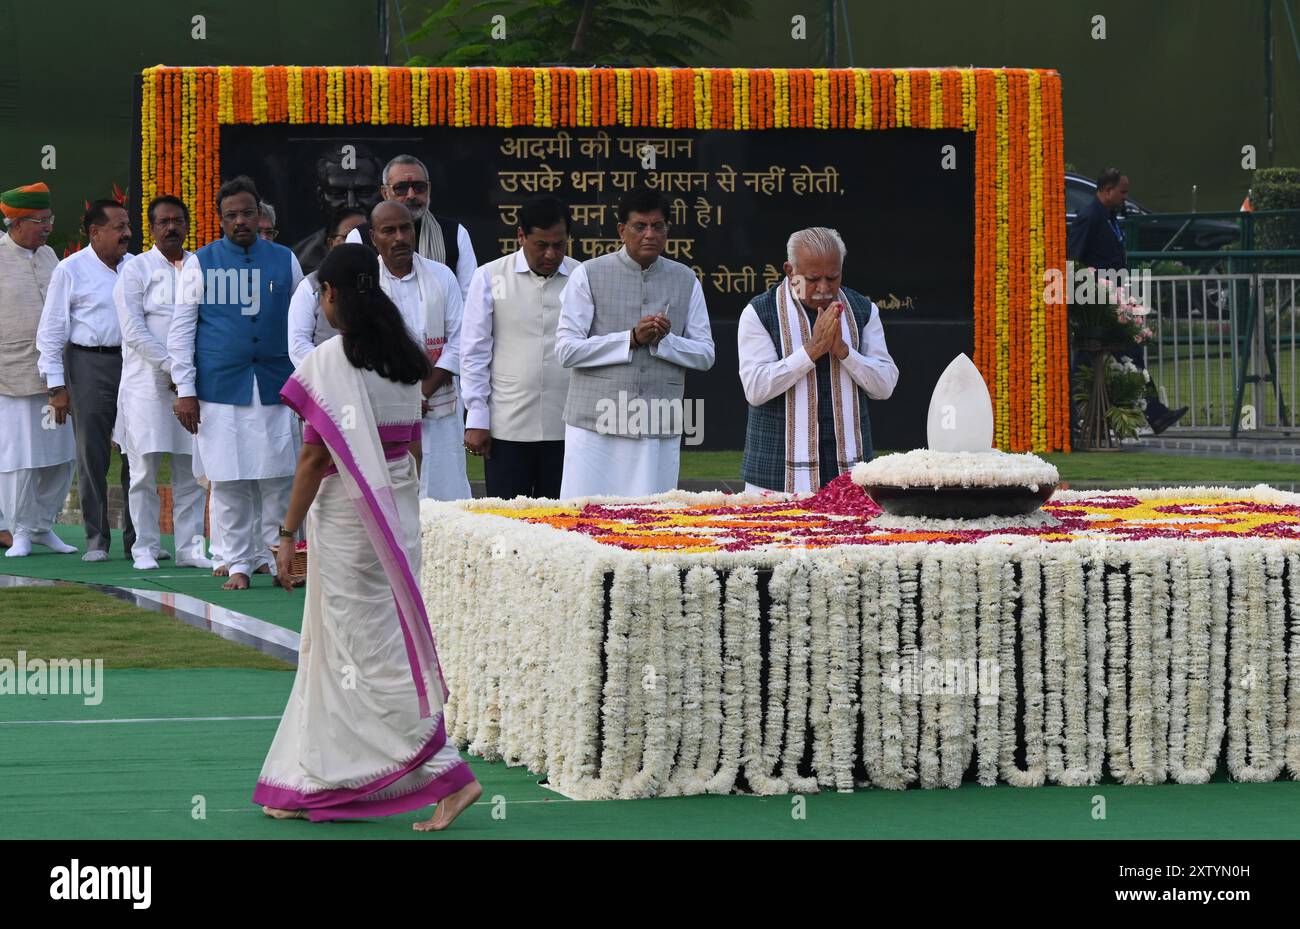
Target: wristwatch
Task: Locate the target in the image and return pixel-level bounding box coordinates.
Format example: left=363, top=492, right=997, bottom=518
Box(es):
left=278, top=524, right=295, bottom=539
left=47, top=386, right=66, bottom=397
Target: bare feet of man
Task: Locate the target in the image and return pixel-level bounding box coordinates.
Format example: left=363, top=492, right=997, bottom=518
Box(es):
left=412, top=781, right=482, bottom=832
left=0, top=530, right=12, bottom=548
left=222, top=572, right=250, bottom=590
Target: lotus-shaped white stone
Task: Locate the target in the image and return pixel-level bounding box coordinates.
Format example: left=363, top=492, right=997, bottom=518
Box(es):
left=926, top=353, right=994, bottom=452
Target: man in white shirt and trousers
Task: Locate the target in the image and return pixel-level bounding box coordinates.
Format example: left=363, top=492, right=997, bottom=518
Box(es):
left=0, top=182, right=77, bottom=558
left=169, top=176, right=303, bottom=590
left=36, top=199, right=136, bottom=562
left=346, top=154, right=476, bottom=298
left=368, top=201, right=469, bottom=500
left=461, top=195, right=577, bottom=499
left=737, top=227, right=899, bottom=494
left=555, top=188, right=715, bottom=498
left=113, top=195, right=211, bottom=570
left=286, top=206, right=367, bottom=367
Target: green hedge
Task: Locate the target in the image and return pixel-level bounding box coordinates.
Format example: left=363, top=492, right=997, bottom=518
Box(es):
left=1252, top=167, right=1300, bottom=258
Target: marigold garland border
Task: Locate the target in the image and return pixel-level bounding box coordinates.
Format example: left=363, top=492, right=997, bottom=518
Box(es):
left=137, top=64, right=1068, bottom=452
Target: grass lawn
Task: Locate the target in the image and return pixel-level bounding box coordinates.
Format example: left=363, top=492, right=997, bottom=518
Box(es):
left=101, top=446, right=1297, bottom=490
left=1147, top=344, right=1297, bottom=429
left=0, top=586, right=293, bottom=671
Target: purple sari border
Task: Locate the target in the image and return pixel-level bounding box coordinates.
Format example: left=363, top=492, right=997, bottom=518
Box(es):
left=303, top=760, right=475, bottom=822
left=280, top=374, right=443, bottom=716
left=251, top=716, right=453, bottom=812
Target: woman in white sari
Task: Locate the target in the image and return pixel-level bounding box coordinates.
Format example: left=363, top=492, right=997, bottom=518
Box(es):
left=254, top=244, right=480, bottom=830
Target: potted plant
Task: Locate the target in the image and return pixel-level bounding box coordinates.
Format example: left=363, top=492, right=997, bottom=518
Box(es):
left=1069, top=273, right=1153, bottom=449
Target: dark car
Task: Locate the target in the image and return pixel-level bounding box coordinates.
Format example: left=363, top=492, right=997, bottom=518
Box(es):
left=1065, top=172, right=1240, bottom=253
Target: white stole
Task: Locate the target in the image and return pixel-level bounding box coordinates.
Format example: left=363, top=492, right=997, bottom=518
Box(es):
left=774, top=277, right=865, bottom=494
left=380, top=256, right=456, bottom=418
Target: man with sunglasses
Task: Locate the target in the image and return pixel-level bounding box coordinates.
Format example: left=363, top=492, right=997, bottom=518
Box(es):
left=555, top=188, right=714, bottom=498
left=0, top=182, right=77, bottom=557
left=345, top=154, right=476, bottom=299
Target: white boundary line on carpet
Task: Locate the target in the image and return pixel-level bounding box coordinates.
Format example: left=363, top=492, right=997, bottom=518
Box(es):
left=0, top=715, right=281, bottom=725
left=8, top=798, right=580, bottom=819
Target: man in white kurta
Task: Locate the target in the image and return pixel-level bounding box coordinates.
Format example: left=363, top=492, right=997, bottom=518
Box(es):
left=113, top=196, right=211, bottom=570
left=0, top=182, right=77, bottom=558
left=461, top=195, right=577, bottom=500
left=555, top=190, right=714, bottom=498
left=286, top=206, right=366, bottom=367
left=169, top=178, right=303, bottom=590
left=370, top=201, right=470, bottom=501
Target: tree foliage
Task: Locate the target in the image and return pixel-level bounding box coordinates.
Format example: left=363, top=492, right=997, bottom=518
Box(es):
left=404, top=0, right=755, bottom=67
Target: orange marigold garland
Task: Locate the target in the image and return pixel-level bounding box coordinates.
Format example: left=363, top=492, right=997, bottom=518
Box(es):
left=911, top=69, right=926, bottom=127
left=144, top=65, right=1067, bottom=450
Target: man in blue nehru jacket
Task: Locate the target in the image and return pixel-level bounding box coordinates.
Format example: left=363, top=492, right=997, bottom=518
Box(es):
left=168, top=176, right=303, bottom=590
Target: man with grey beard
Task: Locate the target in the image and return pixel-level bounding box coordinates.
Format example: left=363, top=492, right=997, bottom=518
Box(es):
left=346, top=154, right=476, bottom=298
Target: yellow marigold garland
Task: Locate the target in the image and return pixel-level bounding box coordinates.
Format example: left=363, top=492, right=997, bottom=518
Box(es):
left=994, top=70, right=1011, bottom=450
left=137, top=65, right=1066, bottom=450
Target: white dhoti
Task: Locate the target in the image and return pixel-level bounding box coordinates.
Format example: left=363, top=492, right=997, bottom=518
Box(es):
left=211, top=476, right=293, bottom=578
left=118, top=389, right=208, bottom=564
left=0, top=394, right=76, bottom=541
left=559, top=423, right=681, bottom=499
left=127, top=450, right=208, bottom=563
left=194, top=379, right=299, bottom=577
left=419, top=392, right=471, bottom=501
left=0, top=462, right=74, bottom=538
left=190, top=442, right=226, bottom=568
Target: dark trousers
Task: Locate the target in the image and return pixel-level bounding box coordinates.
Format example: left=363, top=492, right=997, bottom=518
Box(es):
left=64, top=346, right=134, bottom=554
left=484, top=438, right=565, bottom=500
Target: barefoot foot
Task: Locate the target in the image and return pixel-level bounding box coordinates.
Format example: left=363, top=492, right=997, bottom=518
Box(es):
left=212, top=564, right=229, bottom=576
left=222, top=572, right=250, bottom=590
left=262, top=805, right=308, bottom=820
left=413, top=780, right=482, bottom=832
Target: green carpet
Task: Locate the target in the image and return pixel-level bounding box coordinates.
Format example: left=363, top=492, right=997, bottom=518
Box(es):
left=0, top=527, right=306, bottom=632
left=1, top=668, right=1297, bottom=840
left=5, top=528, right=1300, bottom=840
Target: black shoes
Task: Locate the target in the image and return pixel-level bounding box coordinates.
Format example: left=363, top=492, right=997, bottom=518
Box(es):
left=1149, top=406, right=1189, bottom=435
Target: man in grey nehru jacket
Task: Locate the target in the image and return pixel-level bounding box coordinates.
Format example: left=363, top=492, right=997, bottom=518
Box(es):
left=555, top=188, right=714, bottom=498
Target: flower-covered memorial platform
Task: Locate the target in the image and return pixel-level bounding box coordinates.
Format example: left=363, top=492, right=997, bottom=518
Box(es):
left=419, top=475, right=1300, bottom=799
